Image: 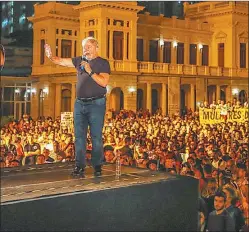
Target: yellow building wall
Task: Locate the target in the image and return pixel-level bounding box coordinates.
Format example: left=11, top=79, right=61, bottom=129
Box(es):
left=27, top=1, right=248, bottom=119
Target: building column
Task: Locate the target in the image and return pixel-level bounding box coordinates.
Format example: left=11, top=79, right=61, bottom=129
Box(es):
left=33, top=29, right=39, bottom=66
left=161, top=83, right=167, bottom=116
left=196, top=77, right=207, bottom=103
left=130, top=19, right=137, bottom=61
left=96, top=18, right=107, bottom=58
left=123, top=32, right=127, bottom=60
left=190, top=84, right=195, bottom=111
left=31, top=83, right=39, bottom=120
left=226, top=85, right=232, bottom=103
left=197, top=47, right=201, bottom=66
left=42, top=83, right=54, bottom=117
left=146, top=82, right=152, bottom=113
left=143, top=37, right=149, bottom=61
left=216, top=85, right=220, bottom=101
left=171, top=44, right=177, bottom=64
left=168, top=77, right=180, bottom=116
left=55, top=83, right=61, bottom=119
left=109, top=30, right=113, bottom=60
left=208, top=45, right=212, bottom=67
left=246, top=42, right=248, bottom=69
left=71, top=83, right=76, bottom=112
left=95, top=30, right=98, bottom=40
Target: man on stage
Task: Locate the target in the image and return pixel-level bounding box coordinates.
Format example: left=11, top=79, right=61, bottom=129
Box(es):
left=45, top=37, right=111, bottom=177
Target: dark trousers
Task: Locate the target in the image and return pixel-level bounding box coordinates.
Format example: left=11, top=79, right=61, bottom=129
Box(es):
left=74, top=97, right=106, bottom=169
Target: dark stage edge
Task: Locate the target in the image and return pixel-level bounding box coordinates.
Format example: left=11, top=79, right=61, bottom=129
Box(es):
left=1, top=163, right=172, bottom=203
left=1, top=163, right=199, bottom=231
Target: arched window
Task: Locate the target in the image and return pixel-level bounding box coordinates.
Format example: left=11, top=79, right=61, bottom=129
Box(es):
left=220, top=90, right=226, bottom=102
left=120, top=91, right=124, bottom=110
left=61, top=89, right=71, bottom=112
left=180, top=89, right=186, bottom=116
left=110, top=88, right=124, bottom=112
left=137, top=89, right=143, bottom=110
left=152, top=89, right=158, bottom=114
left=239, top=90, right=247, bottom=104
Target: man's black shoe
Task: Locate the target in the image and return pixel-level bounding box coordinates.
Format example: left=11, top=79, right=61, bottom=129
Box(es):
left=94, top=165, right=102, bottom=177
left=71, top=166, right=85, bottom=177
left=94, top=171, right=102, bottom=177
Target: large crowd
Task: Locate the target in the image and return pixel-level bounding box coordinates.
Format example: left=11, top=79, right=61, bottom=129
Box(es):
left=1, top=98, right=248, bottom=231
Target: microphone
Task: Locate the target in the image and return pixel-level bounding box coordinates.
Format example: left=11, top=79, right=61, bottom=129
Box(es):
left=80, top=55, right=88, bottom=71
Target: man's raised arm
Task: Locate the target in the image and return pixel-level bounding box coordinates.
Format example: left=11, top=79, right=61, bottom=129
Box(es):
left=44, top=44, right=74, bottom=68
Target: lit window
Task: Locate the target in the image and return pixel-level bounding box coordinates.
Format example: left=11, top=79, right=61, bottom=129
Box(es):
left=2, top=3, right=6, bottom=9
left=10, top=26, right=13, bottom=33
left=24, top=92, right=29, bottom=99
left=21, top=5, right=26, bottom=10
left=19, top=14, right=26, bottom=24
left=28, top=23, right=33, bottom=29
left=2, top=19, right=8, bottom=28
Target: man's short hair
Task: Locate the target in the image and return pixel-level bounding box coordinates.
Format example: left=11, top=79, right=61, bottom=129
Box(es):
left=214, top=190, right=226, bottom=202
left=186, top=170, right=195, bottom=176
left=198, top=148, right=204, bottom=153
left=104, top=145, right=114, bottom=152
left=223, top=187, right=237, bottom=206
left=237, top=162, right=247, bottom=171
left=82, top=37, right=98, bottom=48
left=125, top=136, right=131, bottom=143
left=203, top=164, right=213, bottom=174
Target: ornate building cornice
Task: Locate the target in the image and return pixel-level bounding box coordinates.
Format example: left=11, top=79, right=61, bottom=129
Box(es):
left=28, top=14, right=79, bottom=23
left=73, top=2, right=144, bottom=13
left=187, top=10, right=248, bottom=20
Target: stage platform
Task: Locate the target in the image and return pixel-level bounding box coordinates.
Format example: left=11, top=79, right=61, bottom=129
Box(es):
left=1, top=163, right=199, bottom=231
left=1, top=163, right=176, bottom=203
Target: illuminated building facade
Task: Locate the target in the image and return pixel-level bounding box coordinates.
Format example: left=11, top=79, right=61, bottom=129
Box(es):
left=7, top=1, right=249, bottom=120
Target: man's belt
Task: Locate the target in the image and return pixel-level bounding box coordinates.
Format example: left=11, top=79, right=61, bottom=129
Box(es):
left=77, top=95, right=106, bottom=102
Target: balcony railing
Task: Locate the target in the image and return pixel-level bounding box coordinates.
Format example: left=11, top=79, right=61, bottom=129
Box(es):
left=32, top=61, right=248, bottom=78
left=136, top=62, right=248, bottom=78
left=185, top=1, right=248, bottom=16
left=114, top=60, right=124, bottom=71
